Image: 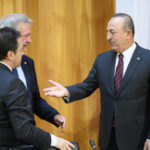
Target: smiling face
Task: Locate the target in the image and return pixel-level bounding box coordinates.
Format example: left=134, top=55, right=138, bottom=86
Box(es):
left=18, top=22, right=32, bottom=50
left=107, top=17, right=132, bottom=53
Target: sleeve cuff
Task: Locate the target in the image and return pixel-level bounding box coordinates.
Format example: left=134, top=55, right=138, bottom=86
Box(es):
left=50, top=134, right=57, bottom=147
left=62, top=90, right=70, bottom=103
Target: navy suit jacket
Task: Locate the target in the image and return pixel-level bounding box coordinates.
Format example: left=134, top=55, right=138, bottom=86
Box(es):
left=0, top=63, right=51, bottom=149
left=65, top=44, right=150, bottom=150
left=21, top=55, right=59, bottom=126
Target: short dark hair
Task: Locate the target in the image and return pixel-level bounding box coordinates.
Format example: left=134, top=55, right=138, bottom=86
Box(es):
left=112, top=13, right=135, bottom=36
left=0, top=27, right=20, bottom=60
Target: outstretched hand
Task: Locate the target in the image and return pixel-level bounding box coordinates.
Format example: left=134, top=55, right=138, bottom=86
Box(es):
left=43, top=80, right=69, bottom=98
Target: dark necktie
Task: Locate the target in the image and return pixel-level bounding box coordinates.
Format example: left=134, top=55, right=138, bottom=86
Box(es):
left=114, top=53, right=124, bottom=92
left=12, top=68, right=19, bottom=77
left=112, top=53, right=124, bottom=126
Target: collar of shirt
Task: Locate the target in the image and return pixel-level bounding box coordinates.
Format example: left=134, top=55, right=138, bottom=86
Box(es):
left=115, top=42, right=136, bottom=76
left=122, top=42, right=136, bottom=62
left=0, top=61, right=12, bottom=71
left=16, top=66, right=27, bottom=88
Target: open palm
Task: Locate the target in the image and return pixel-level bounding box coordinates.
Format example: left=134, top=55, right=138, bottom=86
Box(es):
left=43, top=80, right=68, bottom=97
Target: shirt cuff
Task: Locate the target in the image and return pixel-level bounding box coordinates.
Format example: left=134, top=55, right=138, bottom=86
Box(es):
left=147, top=139, right=150, bottom=141
left=62, top=89, right=70, bottom=103
left=50, top=134, right=57, bottom=147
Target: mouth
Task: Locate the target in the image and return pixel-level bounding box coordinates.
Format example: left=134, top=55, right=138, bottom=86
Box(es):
left=109, top=40, right=115, bottom=46
left=23, top=43, right=29, bottom=48
left=23, top=45, right=27, bottom=50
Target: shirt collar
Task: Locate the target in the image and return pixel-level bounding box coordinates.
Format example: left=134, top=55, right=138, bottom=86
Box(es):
left=0, top=61, right=12, bottom=71
left=121, top=42, right=136, bottom=59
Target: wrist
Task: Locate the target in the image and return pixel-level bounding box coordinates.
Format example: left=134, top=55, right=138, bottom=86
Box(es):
left=64, top=88, right=69, bottom=97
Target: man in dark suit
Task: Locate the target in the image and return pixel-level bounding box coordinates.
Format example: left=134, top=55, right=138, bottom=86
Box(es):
left=43, top=13, right=150, bottom=150
left=0, top=27, right=74, bottom=150
left=0, top=14, right=66, bottom=131
left=0, top=29, right=74, bottom=150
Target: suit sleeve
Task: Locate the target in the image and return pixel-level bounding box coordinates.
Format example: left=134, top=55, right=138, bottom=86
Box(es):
left=65, top=56, right=99, bottom=102
left=29, top=58, right=59, bottom=126
left=5, top=78, right=51, bottom=150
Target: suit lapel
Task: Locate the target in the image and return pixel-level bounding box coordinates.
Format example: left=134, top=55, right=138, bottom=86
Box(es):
left=110, top=51, right=117, bottom=94
left=21, top=56, right=32, bottom=102
left=106, top=51, right=117, bottom=95
left=117, top=45, right=143, bottom=95
left=21, top=57, right=29, bottom=89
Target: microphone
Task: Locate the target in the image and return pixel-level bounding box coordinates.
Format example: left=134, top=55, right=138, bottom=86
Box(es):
left=89, top=139, right=96, bottom=150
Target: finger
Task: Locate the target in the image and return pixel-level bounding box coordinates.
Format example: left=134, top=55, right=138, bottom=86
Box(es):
left=65, top=144, right=71, bottom=150
left=61, top=123, right=65, bottom=132
left=143, top=144, right=147, bottom=150
left=61, top=120, right=66, bottom=132
left=44, top=91, right=57, bottom=96
left=44, top=91, right=52, bottom=96
left=55, top=116, right=66, bottom=132
left=63, top=141, right=74, bottom=150
left=68, top=141, right=75, bottom=149
left=43, top=87, right=52, bottom=92
left=49, top=80, right=60, bottom=86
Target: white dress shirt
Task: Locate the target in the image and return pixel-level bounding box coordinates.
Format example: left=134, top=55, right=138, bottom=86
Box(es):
left=16, top=66, right=27, bottom=88
left=114, top=42, right=136, bottom=76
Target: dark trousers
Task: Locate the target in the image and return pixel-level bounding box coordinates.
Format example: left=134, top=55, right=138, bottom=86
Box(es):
left=102, top=127, right=119, bottom=150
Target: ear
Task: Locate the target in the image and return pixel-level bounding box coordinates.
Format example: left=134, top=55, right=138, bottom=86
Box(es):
left=126, top=30, right=132, bottom=40
left=7, top=50, right=15, bottom=61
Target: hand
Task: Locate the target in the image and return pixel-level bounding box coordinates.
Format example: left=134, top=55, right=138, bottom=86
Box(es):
left=54, top=114, right=66, bottom=132
left=143, top=139, right=150, bottom=150
left=56, top=137, right=75, bottom=150
left=43, top=80, right=69, bottom=97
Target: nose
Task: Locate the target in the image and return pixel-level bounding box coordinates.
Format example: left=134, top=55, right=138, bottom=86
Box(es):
left=107, top=32, right=111, bottom=40
left=27, top=36, right=32, bottom=43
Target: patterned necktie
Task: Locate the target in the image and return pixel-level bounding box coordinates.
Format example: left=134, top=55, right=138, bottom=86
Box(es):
left=114, top=53, right=124, bottom=92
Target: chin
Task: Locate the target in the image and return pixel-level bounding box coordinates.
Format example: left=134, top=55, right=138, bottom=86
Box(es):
left=110, top=45, right=116, bottom=50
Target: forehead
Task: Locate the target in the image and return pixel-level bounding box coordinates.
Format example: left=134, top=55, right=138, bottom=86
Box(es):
left=107, top=17, right=124, bottom=30
left=18, top=22, right=31, bottom=34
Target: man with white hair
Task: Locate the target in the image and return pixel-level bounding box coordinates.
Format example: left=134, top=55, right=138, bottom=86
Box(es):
left=0, top=14, right=73, bottom=150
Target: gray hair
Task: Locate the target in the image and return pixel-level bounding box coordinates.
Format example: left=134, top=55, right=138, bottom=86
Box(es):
left=0, top=14, right=33, bottom=30
left=112, top=13, right=135, bottom=36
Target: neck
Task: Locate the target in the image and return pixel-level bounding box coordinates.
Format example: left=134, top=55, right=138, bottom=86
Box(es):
left=117, top=41, right=135, bottom=53
left=0, top=60, right=12, bottom=71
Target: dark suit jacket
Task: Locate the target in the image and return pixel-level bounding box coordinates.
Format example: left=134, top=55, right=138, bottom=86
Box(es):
left=0, top=63, right=51, bottom=150
left=21, top=55, right=59, bottom=126
left=65, top=44, right=150, bottom=150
